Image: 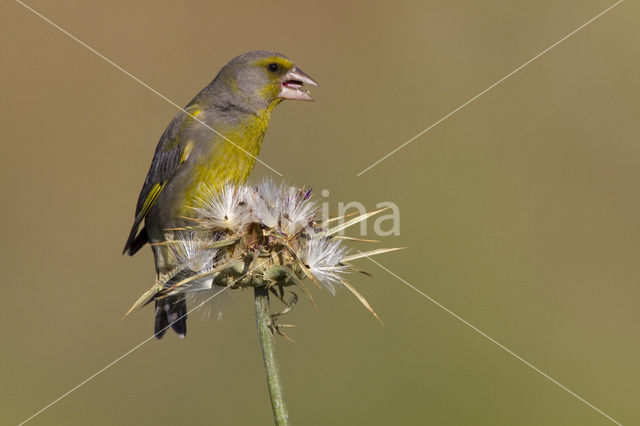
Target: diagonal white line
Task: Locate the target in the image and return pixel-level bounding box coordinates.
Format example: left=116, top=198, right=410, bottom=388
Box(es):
left=356, top=0, right=624, bottom=176
left=361, top=253, right=623, bottom=425
left=15, top=0, right=284, bottom=177
left=16, top=286, right=228, bottom=426
left=16, top=248, right=278, bottom=426
left=18, top=249, right=278, bottom=425
left=17, top=286, right=229, bottom=426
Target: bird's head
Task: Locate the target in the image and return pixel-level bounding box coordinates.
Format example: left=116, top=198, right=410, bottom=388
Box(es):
left=211, top=50, right=319, bottom=113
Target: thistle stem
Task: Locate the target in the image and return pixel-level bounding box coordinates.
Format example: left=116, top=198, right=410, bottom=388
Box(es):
left=254, top=286, right=290, bottom=425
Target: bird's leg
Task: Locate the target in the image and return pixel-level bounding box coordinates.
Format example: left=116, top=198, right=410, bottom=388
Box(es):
left=268, top=286, right=298, bottom=317
left=267, top=286, right=298, bottom=341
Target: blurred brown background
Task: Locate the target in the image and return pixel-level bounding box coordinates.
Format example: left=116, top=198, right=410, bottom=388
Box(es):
left=1, top=0, right=638, bottom=425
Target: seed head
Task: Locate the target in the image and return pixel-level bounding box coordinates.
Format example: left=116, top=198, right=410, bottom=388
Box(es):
left=127, top=179, right=403, bottom=325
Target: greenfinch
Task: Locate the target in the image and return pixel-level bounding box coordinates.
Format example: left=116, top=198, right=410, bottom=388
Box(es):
left=123, top=50, right=318, bottom=338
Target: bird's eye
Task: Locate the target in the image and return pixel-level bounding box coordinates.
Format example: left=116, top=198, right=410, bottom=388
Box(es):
left=267, top=63, right=279, bottom=73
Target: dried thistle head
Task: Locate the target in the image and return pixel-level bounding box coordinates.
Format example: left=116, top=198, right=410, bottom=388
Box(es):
left=127, top=179, right=403, bottom=326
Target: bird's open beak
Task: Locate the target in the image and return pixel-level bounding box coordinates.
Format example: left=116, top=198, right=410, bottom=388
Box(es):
left=278, top=67, right=319, bottom=101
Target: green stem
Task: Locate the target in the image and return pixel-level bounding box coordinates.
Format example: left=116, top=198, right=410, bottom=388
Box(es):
left=254, top=286, right=290, bottom=426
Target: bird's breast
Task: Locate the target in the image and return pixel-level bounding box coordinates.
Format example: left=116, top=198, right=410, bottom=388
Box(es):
left=180, top=114, right=270, bottom=213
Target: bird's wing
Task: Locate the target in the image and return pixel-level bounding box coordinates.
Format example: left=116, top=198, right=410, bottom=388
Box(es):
left=123, top=105, right=200, bottom=255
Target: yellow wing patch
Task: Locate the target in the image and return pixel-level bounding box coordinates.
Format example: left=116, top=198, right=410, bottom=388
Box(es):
left=137, top=181, right=167, bottom=222
left=180, top=141, right=194, bottom=164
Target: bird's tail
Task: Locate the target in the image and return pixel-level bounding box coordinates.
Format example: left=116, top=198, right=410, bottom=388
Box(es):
left=154, top=295, right=187, bottom=339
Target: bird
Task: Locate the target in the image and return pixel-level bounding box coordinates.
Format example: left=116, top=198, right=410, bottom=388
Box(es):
left=123, top=50, right=318, bottom=339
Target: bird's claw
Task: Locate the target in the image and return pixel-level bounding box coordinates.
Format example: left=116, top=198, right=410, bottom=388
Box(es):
left=267, top=288, right=298, bottom=341
left=268, top=314, right=296, bottom=341
left=269, top=287, right=298, bottom=318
